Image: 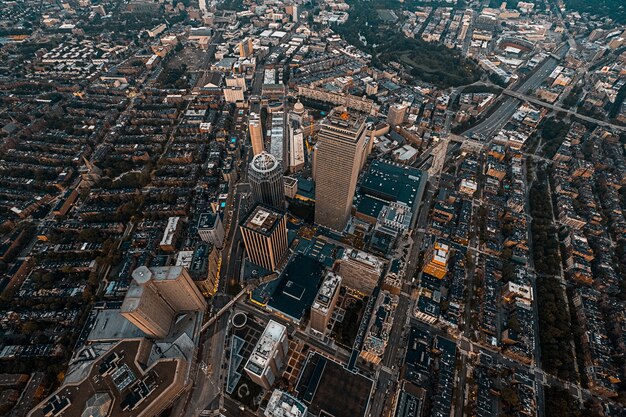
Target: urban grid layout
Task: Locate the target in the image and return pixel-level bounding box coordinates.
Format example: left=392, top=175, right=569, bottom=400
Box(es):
left=0, top=0, right=625, bottom=416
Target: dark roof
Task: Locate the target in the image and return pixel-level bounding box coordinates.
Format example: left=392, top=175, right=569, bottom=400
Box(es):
left=296, top=353, right=373, bottom=417
left=267, top=254, right=325, bottom=322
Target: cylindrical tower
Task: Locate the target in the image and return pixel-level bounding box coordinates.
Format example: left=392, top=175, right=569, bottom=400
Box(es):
left=248, top=152, right=285, bottom=209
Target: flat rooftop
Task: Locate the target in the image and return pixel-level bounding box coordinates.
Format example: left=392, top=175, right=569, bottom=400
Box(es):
left=360, top=160, right=425, bottom=205
left=242, top=205, right=284, bottom=237
left=244, top=320, right=286, bottom=376
left=323, top=109, right=367, bottom=134
left=295, top=352, right=373, bottom=417
left=198, top=212, right=219, bottom=229
left=267, top=255, right=325, bottom=322
left=312, top=272, right=342, bottom=314
left=28, top=339, right=185, bottom=417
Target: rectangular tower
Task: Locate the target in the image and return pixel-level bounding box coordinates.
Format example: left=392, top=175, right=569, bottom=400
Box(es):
left=249, top=112, right=264, bottom=156
left=121, top=281, right=175, bottom=339
left=240, top=204, right=288, bottom=271
left=314, top=109, right=367, bottom=232
left=244, top=320, right=288, bottom=389
left=310, top=272, right=342, bottom=335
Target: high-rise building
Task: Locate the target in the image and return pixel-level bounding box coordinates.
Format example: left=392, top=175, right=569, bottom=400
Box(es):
left=338, top=249, right=384, bottom=294
left=197, top=212, right=224, bottom=248
left=240, top=204, right=288, bottom=271
left=121, top=266, right=207, bottom=338
left=265, top=390, right=307, bottom=417
left=244, top=320, right=288, bottom=389
left=239, top=37, right=254, bottom=58
left=193, top=243, right=221, bottom=296
left=310, top=272, right=342, bottom=334
left=121, top=276, right=174, bottom=339
left=365, top=81, right=378, bottom=96
left=387, top=103, right=408, bottom=127
left=249, top=113, right=264, bottom=155
left=288, top=121, right=305, bottom=172
left=422, top=241, right=450, bottom=279
left=249, top=152, right=285, bottom=209
left=314, top=109, right=368, bottom=232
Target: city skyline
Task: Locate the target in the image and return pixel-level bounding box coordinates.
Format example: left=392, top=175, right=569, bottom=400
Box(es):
left=0, top=0, right=625, bottom=417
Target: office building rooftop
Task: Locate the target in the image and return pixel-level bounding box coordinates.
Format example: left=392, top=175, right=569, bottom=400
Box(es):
left=245, top=320, right=286, bottom=376
left=251, top=152, right=281, bottom=173
left=197, top=212, right=219, bottom=229
left=323, top=108, right=367, bottom=135
left=342, top=248, right=384, bottom=271
left=242, top=205, right=284, bottom=237
left=312, top=272, right=342, bottom=315
left=265, top=390, right=308, bottom=417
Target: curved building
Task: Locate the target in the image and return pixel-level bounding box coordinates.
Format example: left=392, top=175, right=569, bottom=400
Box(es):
left=249, top=152, right=285, bottom=209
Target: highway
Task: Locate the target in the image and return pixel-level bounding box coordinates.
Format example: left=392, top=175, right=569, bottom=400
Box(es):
left=503, top=89, right=626, bottom=132
left=463, top=43, right=570, bottom=139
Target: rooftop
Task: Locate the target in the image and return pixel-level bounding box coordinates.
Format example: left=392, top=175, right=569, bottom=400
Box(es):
left=28, top=339, right=187, bottom=417
left=295, top=352, right=373, bottom=417
left=242, top=205, right=284, bottom=237
left=357, top=160, right=426, bottom=219
left=244, top=320, right=286, bottom=376
left=267, top=254, right=326, bottom=323
left=312, top=272, right=342, bottom=315
left=265, top=389, right=308, bottom=417
left=197, top=212, right=219, bottom=230
left=251, top=152, right=281, bottom=173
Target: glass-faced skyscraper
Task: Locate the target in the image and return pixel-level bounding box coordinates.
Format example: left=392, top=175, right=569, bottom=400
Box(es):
left=314, top=109, right=368, bottom=232
left=249, top=151, right=285, bottom=209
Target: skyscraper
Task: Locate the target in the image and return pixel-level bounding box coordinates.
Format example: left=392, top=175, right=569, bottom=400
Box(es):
left=249, top=152, right=285, bottom=209
left=387, top=103, right=408, bottom=127
left=249, top=112, right=264, bottom=156
left=314, top=109, right=367, bottom=232
left=240, top=204, right=288, bottom=271
left=310, top=272, right=342, bottom=335
left=121, top=266, right=207, bottom=338
left=244, top=320, right=288, bottom=389
left=239, top=37, right=254, bottom=58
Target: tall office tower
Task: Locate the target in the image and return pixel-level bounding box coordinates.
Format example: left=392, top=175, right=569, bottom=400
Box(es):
left=121, top=274, right=175, bottom=339
left=310, top=272, right=342, bottom=335
left=239, top=37, right=253, bottom=58
left=147, top=266, right=207, bottom=311
left=244, top=320, right=288, bottom=389
left=121, top=266, right=207, bottom=338
left=249, top=113, right=264, bottom=156
left=338, top=248, right=384, bottom=295
left=240, top=204, right=288, bottom=271
left=314, top=109, right=367, bottom=232
left=387, top=103, right=408, bottom=127
left=249, top=152, right=285, bottom=209
left=197, top=212, right=224, bottom=248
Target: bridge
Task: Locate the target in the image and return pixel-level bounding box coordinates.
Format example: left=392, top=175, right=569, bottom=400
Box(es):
left=502, top=89, right=626, bottom=132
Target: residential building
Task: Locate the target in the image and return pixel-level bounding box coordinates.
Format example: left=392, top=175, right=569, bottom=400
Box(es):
left=423, top=241, right=450, bottom=279
left=387, top=103, right=408, bottom=126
